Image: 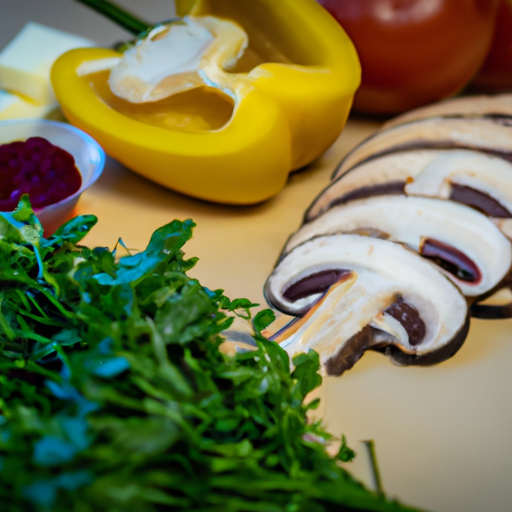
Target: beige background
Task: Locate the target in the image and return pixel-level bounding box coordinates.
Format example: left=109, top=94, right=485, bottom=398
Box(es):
left=1, top=2, right=512, bottom=511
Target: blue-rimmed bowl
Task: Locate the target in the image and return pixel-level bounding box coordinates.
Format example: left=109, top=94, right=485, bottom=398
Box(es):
left=0, top=119, right=105, bottom=233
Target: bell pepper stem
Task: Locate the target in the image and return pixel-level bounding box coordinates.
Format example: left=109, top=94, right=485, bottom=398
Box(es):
left=74, top=0, right=151, bottom=35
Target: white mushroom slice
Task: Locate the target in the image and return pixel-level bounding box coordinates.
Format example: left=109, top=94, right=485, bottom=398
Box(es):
left=331, top=117, right=512, bottom=181
left=285, top=196, right=511, bottom=297
left=305, top=149, right=445, bottom=221
left=383, top=93, right=512, bottom=130
left=108, top=16, right=248, bottom=103
left=309, top=148, right=512, bottom=229
left=470, top=282, right=512, bottom=320
left=491, top=219, right=512, bottom=240
left=405, top=150, right=512, bottom=231
left=265, top=234, right=468, bottom=375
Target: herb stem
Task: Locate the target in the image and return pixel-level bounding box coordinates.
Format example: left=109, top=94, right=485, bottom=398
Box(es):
left=74, top=0, right=150, bottom=35
left=363, top=439, right=384, bottom=496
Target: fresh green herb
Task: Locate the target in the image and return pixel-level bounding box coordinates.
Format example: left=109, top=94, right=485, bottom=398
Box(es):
left=0, top=198, right=424, bottom=512
left=363, top=440, right=384, bottom=497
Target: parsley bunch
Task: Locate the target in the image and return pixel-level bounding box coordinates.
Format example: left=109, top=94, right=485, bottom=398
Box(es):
left=0, top=198, right=423, bottom=512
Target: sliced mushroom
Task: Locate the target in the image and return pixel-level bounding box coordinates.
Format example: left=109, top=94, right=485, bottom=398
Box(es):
left=468, top=274, right=512, bottom=319
left=383, top=93, right=512, bottom=130
left=286, top=196, right=511, bottom=297
left=471, top=300, right=512, bottom=319
left=264, top=234, right=469, bottom=375
left=404, top=150, right=512, bottom=237
left=305, top=149, right=445, bottom=222
left=331, top=116, right=512, bottom=181
left=309, top=148, right=512, bottom=235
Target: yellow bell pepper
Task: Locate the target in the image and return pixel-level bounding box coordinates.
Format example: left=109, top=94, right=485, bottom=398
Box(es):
left=51, top=0, right=360, bottom=204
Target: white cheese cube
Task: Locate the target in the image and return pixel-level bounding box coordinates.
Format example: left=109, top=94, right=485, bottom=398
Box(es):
left=0, top=22, right=94, bottom=105
left=0, top=90, right=58, bottom=120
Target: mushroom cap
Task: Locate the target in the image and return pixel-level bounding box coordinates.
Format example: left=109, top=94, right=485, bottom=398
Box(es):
left=305, top=149, right=444, bottom=222
left=380, top=314, right=471, bottom=368
left=309, top=147, right=512, bottom=240
left=265, top=234, right=468, bottom=374
left=332, top=116, right=512, bottom=182
left=382, top=93, right=512, bottom=130
left=286, top=196, right=512, bottom=297
left=405, top=149, right=512, bottom=235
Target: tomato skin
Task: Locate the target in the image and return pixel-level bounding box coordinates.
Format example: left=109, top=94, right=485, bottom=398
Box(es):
left=471, top=0, right=512, bottom=92
left=317, top=0, right=500, bottom=114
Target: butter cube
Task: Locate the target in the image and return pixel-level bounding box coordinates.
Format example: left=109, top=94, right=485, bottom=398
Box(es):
left=0, top=90, right=58, bottom=120
left=0, top=22, right=94, bottom=105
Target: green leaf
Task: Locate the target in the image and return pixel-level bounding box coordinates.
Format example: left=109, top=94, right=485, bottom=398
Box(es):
left=0, top=199, right=425, bottom=512
left=337, top=435, right=356, bottom=463
left=253, top=309, right=276, bottom=333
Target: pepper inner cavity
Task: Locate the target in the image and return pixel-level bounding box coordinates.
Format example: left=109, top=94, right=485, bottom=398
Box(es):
left=90, top=71, right=235, bottom=132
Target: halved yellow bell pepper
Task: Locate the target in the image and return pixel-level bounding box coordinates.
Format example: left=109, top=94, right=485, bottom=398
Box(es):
left=51, top=0, right=360, bottom=204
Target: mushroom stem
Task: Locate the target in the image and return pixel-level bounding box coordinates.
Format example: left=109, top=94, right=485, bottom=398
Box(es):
left=273, top=273, right=386, bottom=375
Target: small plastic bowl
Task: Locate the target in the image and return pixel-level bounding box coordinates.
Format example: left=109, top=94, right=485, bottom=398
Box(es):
left=0, top=119, right=105, bottom=233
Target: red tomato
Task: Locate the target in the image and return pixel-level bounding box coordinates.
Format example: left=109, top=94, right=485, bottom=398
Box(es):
left=317, top=0, right=500, bottom=114
left=471, top=0, right=512, bottom=92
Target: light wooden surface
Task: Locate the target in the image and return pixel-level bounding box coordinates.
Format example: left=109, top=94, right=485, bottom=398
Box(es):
left=2, top=2, right=512, bottom=511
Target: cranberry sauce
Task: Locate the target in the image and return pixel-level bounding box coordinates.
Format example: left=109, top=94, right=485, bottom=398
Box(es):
left=283, top=269, right=350, bottom=302
left=420, top=238, right=481, bottom=283
left=449, top=184, right=512, bottom=218
left=384, top=297, right=426, bottom=346
left=0, top=136, right=82, bottom=211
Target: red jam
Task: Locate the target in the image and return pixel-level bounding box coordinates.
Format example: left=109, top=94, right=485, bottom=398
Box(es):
left=0, top=136, right=82, bottom=211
